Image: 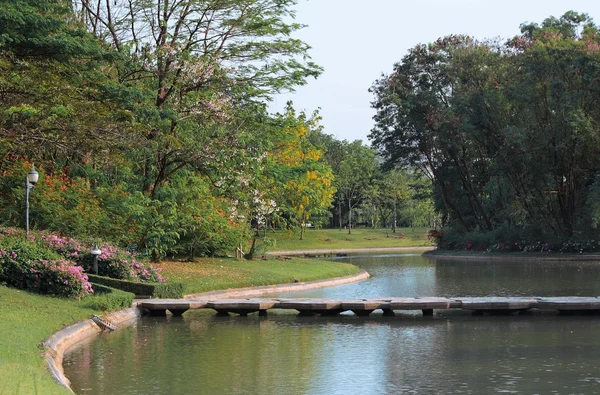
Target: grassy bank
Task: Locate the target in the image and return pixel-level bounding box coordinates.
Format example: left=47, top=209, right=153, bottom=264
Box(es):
left=157, top=257, right=361, bottom=294
left=2, top=256, right=360, bottom=393
left=268, top=227, right=433, bottom=251
left=0, top=286, right=101, bottom=395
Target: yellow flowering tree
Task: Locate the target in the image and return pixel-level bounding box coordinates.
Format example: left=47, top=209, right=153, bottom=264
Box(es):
left=268, top=109, right=336, bottom=240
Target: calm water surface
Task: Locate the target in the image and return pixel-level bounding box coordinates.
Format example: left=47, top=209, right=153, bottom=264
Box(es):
left=65, top=253, right=600, bottom=394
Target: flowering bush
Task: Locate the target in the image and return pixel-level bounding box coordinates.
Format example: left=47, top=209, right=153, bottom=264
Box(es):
left=29, top=229, right=165, bottom=282
left=38, top=232, right=85, bottom=259
left=79, top=248, right=165, bottom=282
left=1, top=227, right=165, bottom=287
left=0, top=236, right=93, bottom=299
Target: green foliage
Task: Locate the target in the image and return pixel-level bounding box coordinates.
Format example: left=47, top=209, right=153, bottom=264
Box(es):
left=371, top=12, right=600, bottom=246
left=82, top=283, right=135, bottom=311
left=131, top=172, right=245, bottom=260
left=87, top=274, right=185, bottom=298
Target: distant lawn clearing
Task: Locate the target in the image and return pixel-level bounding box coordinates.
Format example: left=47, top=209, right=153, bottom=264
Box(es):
left=267, top=227, right=434, bottom=251
left=158, top=257, right=361, bottom=294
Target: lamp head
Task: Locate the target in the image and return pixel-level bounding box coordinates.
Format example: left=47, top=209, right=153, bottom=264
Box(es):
left=27, top=166, right=39, bottom=185
left=91, top=246, right=102, bottom=256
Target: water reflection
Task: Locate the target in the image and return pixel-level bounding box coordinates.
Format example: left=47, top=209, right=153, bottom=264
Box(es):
left=279, top=253, right=600, bottom=298
left=64, top=253, right=600, bottom=394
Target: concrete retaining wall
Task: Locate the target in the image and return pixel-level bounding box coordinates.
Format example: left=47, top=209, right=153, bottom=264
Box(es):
left=43, top=307, right=144, bottom=392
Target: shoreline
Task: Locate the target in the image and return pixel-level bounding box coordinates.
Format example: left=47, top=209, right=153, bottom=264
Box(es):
left=423, top=250, right=600, bottom=261
left=44, top=270, right=371, bottom=392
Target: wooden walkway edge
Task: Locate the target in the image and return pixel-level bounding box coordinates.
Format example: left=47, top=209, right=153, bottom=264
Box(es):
left=138, top=297, right=600, bottom=317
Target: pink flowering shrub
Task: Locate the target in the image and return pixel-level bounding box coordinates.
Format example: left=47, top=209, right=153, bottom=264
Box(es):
left=38, top=258, right=94, bottom=297
left=0, top=235, right=93, bottom=299
left=34, top=229, right=164, bottom=282
left=0, top=227, right=165, bottom=284
left=80, top=248, right=165, bottom=283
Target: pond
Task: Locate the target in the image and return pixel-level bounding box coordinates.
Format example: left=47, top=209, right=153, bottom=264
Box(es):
left=64, top=253, right=600, bottom=394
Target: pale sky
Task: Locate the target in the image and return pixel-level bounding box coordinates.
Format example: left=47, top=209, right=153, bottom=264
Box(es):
left=270, top=0, right=600, bottom=143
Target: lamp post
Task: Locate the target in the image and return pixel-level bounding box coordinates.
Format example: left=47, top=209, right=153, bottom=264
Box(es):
left=91, top=246, right=101, bottom=275
left=236, top=215, right=245, bottom=259
left=25, top=165, right=39, bottom=236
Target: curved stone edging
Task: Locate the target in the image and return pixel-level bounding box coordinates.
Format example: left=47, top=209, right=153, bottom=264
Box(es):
left=184, top=270, right=370, bottom=299
left=43, top=307, right=144, bottom=392
left=268, top=246, right=434, bottom=256
left=423, top=250, right=600, bottom=261
left=43, top=270, right=371, bottom=392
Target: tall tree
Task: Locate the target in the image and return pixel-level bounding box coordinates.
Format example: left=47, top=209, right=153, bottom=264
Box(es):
left=74, top=0, right=322, bottom=195
left=336, top=141, right=377, bottom=234
left=371, top=11, right=600, bottom=246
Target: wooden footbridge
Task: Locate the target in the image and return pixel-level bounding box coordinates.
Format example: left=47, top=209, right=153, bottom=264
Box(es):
left=138, top=297, right=600, bottom=317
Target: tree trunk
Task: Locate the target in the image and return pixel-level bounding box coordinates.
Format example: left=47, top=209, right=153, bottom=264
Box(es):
left=348, top=197, right=352, bottom=235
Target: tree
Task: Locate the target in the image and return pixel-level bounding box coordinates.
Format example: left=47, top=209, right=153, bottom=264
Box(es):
left=336, top=141, right=377, bottom=234
left=73, top=0, right=323, bottom=195
left=370, top=11, right=600, bottom=248
left=266, top=107, right=335, bottom=241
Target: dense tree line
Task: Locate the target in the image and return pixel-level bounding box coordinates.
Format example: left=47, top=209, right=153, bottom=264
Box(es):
left=371, top=11, right=600, bottom=251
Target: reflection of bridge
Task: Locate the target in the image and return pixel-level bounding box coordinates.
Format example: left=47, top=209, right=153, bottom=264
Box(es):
left=139, top=297, right=600, bottom=317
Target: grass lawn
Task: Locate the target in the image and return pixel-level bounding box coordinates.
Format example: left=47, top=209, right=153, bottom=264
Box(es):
left=158, top=257, right=361, bottom=294
left=0, top=286, right=101, bottom=395
left=267, top=226, right=434, bottom=251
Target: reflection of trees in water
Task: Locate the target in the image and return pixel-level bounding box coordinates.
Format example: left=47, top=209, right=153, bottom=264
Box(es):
left=433, top=259, right=600, bottom=296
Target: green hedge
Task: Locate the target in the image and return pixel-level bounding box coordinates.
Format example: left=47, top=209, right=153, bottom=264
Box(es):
left=83, top=283, right=135, bottom=311
left=87, top=274, right=185, bottom=298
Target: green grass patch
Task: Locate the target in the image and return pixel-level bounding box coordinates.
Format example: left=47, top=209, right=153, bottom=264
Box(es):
left=87, top=274, right=185, bottom=299
left=267, top=227, right=433, bottom=251
left=157, top=257, right=361, bottom=294
left=81, top=284, right=135, bottom=311
left=0, top=286, right=103, bottom=394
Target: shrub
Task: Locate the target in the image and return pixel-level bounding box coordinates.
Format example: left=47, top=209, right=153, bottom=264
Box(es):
left=0, top=236, right=92, bottom=299
left=32, top=230, right=165, bottom=283
left=81, top=283, right=135, bottom=311
left=79, top=249, right=165, bottom=282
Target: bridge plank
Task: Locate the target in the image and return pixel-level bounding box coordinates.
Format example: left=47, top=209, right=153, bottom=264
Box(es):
left=458, top=297, right=539, bottom=310
left=207, top=299, right=277, bottom=310
left=389, top=297, right=458, bottom=310
left=341, top=299, right=388, bottom=311
left=275, top=298, right=343, bottom=311
left=537, top=297, right=600, bottom=310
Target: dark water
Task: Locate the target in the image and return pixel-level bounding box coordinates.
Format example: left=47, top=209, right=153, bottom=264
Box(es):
left=64, top=254, right=600, bottom=394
